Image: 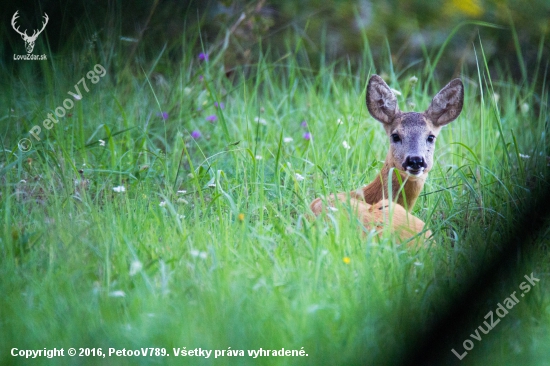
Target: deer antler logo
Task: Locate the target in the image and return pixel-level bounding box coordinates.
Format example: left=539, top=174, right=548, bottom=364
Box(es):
left=11, top=11, right=49, bottom=54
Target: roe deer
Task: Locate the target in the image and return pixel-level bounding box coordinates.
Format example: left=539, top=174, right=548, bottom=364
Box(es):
left=310, top=75, right=464, bottom=245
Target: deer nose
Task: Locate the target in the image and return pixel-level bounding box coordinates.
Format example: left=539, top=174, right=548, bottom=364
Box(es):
left=403, top=156, right=427, bottom=171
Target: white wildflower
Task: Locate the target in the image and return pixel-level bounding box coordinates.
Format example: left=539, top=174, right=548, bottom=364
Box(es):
left=109, top=290, right=126, bottom=297
left=295, top=173, right=305, bottom=181
left=177, top=190, right=187, bottom=194
left=519, top=153, right=530, bottom=159
left=206, top=177, right=216, bottom=188
left=342, top=141, right=351, bottom=150
left=283, top=137, right=294, bottom=143
left=391, top=88, right=402, bottom=96
left=99, top=139, right=106, bottom=147
left=255, top=155, right=263, bottom=160
left=190, top=249, right=208, bottom=259
left=409, top=76, right=418, bottom=84
left=113, top=185, right=125, bottom=193
left=254, top=117, right=267, bottom=125
left=328, top=207, right=338, bottom=212
left=521, top=103, right=529, bottom=115
left=129, top=261, right=143, bottom=276
left=159, top=201, right=167, bottom=207
left=492, top=93, right=500, bottom=104
left=337, top=118, right=343, bottom=125
left=177, top=198, right=189, bottom=204
left=120, top=36, right=138, bottom=43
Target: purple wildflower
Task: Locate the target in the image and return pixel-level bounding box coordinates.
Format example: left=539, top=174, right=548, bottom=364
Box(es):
left=191, top=130, right=201, bottom=139
left=157, top=112, right=168, bottom=120
left=214, top=102, right=225, bottom=109
left=303, top=132, right=312, bottom=140
left=206, top=115, right=217, bottom=122
left=301, top=120, right=307, bottom=128
left=198, top=52, right=209, bottom=62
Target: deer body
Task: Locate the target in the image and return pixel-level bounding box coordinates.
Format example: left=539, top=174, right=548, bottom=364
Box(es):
left=310, top=75, right=464, bottom=246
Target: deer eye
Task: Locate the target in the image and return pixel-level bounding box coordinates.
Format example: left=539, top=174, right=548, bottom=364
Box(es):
left=427, top=135, right=435, bottom=143
left=390, top=134, right=401, bottom=143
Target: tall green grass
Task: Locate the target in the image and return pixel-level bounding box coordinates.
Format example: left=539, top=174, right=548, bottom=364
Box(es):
left=1, top=20, right=549, bottom=366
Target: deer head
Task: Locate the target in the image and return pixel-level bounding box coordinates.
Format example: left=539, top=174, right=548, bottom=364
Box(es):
left=11, top=11, right=49, bottom=54
left=366, top=75, right=464, bottom=179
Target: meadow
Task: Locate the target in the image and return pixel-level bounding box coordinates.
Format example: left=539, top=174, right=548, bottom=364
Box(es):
left=1, top=23, right=549, bottom=365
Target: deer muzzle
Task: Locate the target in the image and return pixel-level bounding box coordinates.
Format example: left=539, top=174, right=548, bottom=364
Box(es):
left=403, top=156, right=427, bottom=175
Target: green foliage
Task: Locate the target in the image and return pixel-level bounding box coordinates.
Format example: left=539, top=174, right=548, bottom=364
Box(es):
left=198, top=0, right=549, bottom=84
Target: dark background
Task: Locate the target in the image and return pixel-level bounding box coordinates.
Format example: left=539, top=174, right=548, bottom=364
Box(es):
left=2, top=0, right=549, bottom=83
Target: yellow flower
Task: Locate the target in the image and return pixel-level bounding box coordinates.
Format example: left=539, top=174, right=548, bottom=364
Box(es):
left=238, top=213, right=245, bottom=222
left=343, top=257, right=351, bottom=264
left=447, top=0, right=483, bottom=17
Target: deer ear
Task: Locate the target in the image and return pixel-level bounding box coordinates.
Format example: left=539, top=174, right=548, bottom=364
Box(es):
left=425, top=78, right=464, bottom=126
left=366, top=75, right=399, bottom=124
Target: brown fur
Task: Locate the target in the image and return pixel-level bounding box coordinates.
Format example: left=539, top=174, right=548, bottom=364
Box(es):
left=310, top=75, right=464, bottom=246
left=358, top=156, right=426, bottom=210
left=310, top=194, right=431, bottom=247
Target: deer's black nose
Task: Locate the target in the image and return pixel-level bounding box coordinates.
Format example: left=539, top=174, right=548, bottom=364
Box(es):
left=403, top=156, right=427, bottom=171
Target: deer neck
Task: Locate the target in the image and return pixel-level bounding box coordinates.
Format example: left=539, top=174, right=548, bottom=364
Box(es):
left=358, top=155, right=427, bottom=211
